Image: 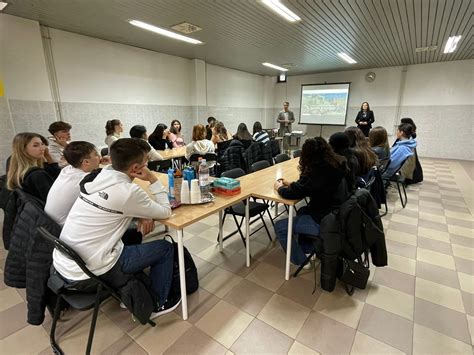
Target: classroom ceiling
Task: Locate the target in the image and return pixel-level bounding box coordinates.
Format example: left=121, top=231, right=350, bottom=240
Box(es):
left=4, top=0, right=473, bottom=75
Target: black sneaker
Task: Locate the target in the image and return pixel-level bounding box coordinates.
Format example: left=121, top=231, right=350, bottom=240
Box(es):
left=150, top=295, right=182, bottom=319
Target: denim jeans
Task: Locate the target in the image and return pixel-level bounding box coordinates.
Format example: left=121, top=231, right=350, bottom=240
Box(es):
left=274, top=214, right=320, bottom=265
left=119, top=240, right=174, bottom=306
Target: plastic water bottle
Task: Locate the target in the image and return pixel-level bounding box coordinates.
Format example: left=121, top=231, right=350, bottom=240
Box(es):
left=198, top=159, right=210, bottom=199
left=167, top=168, right=175, bottom=199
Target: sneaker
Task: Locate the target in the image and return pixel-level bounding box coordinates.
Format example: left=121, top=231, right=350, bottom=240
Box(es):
left=302, top=262, right=312, bottom=270
left=119, top=302, right=127, bottom=309
left=150, top=295, right=182, bottom=319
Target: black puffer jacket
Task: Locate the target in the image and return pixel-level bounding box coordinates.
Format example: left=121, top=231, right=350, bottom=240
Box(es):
left=219, top=140, right=246, bottom=173
left=242, top=142, right=264, bottom=172
left=3, top=189, right=61, bottom=325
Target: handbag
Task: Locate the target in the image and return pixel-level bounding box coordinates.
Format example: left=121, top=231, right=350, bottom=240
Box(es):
left=337, top=257, right=370, bottom=289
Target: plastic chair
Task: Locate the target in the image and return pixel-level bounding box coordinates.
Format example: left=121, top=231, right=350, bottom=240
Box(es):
left=274, top=153, right=291, bottom=164
left=250, top=160, right=270, bottom=173
left=293, top=150, right=302, bottom=158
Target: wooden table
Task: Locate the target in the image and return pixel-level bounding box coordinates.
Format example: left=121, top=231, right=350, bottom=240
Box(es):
left=157, top=147, right=186, bottom=160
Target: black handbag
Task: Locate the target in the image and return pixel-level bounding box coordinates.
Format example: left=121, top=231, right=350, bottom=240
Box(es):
left=337, top=258, right=370, bottom=290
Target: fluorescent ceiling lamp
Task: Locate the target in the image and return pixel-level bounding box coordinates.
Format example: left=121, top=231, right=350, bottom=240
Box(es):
left=444, top=35, right=461, bottom=54
left=337, top=52, right=357, bottom=64
left=128, top=20, right=203, bottom=44
left=262, top=62, right=288, bottom=71
left=0, top=2, right=8, bottom=11
left=262, top=0, right=301, bottom=22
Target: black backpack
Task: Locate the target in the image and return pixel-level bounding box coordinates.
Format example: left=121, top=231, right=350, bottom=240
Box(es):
left=165, top=235, right=199, bottom=295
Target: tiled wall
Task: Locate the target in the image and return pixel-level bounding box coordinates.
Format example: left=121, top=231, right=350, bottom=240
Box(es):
left=0, top=97, right=15, bottom=174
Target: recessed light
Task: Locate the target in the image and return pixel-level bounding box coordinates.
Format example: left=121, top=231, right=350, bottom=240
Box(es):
left=128, top=20, right=203, bottom=44
left=262, top=62, right=289, bottom=71
left=262, top=0, right=301, bottom=22
left=337, top=53, right=357, bottom=64
left=444, top=35, right=461, bottom=54
left=0, top=2, right=8, bottom=11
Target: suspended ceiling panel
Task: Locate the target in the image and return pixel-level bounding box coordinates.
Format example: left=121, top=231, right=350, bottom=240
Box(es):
left=4, top=0, right=473, bottom=75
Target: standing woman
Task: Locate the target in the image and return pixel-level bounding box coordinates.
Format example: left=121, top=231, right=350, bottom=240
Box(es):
left=355, top=102, right=375, bottom=137
left=7, top=133, right=60, bottom=202
left=105, top=119, right=123, bottom=148
left=169, top=120, right=185, bottom=148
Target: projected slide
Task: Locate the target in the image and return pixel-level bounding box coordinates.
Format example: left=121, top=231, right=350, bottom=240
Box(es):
left=299, top=83, right=350, bottom=125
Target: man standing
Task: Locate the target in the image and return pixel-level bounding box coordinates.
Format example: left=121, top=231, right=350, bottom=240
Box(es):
left=277, top=101, right=295, bottom=136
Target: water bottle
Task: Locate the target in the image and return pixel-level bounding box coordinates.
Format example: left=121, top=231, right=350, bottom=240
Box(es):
left=167, top=168, right=175, bottom=199
left=198, top=159, right=210, bottom=199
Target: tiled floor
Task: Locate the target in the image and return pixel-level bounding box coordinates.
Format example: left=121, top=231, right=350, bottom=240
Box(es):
left=1, top=158, right=473, bottom=354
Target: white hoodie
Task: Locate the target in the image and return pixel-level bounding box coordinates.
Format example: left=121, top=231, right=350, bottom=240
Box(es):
left=185, top=139, right=215, bottom=160
left=53, top=166, right=171, bottom=280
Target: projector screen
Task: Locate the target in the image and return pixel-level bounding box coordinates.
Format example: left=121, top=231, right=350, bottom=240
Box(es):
left=299, top=83, right=350, bottom=126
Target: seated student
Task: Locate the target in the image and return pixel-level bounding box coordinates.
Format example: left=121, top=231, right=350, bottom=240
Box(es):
left=211, top=121, right=232, bottom=146
left=252, top=121, right=270, bottom=144
left=185, top=124, right=215, bottom=160
left=233, top=123, right=253, bottom=149
left=398, top=118, right=422, bottom=184
left=129, top=125, right=164, bottom=161
left=383, top=123, right=417, bottom=179
left=7, top=132, right=60, bottom=202
left=169, top=120, right=185, bottom=148
left=47, top=121, right=72, bottom=167
left=105, top=119, right=123, bottom=148
left=205, top=116, right=217, bottom=140
left=329, top=132, right=358, bottom=191
left=345, top=126, right=378, bottom=178
left=148, top=123, right=173, bottom=151
left=369, top=126, right=391, bottom=161
left=52, top=138, right=180, bottom=317
left=274, top=137, right=349, bottom=266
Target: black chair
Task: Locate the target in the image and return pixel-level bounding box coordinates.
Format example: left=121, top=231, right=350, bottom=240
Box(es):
left=148, top=159, right=172, bottom=172
left=250, top=160, right=270, bottom=173
left=274, top=153, right=291, bottom=164
left=189, top=153, right=217, bottom=175
left=379, top=158, right=391, bottom=174
left=37, top=227, right=155, bottom=355
left=293, top=150, right=302, bottom=158
left=217, top=168, right=272, bottom=246
left=100, top=147, right=108, bottom=157
left=386, top=158, right=409, bottom=208
left=364, top=167, right=388, bottom=217
left=270, top=139, right=281, bottom=158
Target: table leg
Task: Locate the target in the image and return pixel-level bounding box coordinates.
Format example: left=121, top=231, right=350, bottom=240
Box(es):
left=245, top=197, right=250, bottom=267
left=274, top=202, right=278, bottom=218
left=218, top=210, right=223, bottom=252
left=285, top=205, right=293, bottom=280
left=176, top=229, right=188, bottom=320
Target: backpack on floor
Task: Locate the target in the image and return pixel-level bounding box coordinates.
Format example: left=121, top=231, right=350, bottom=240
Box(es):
left=165, top=235, right=199, bottom=295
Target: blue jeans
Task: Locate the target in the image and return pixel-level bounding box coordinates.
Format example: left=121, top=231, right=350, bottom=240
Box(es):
left=119, top=240, right=174, bottom=306
left=274, top=214, right=320, bottom=265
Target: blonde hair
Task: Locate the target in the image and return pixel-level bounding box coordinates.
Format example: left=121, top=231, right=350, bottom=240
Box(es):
left=7, top=133, right=45, bottom=190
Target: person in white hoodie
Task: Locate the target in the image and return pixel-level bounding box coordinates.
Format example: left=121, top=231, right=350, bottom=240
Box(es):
left=53, top=138, right=180, bottom=317
left=185, top=124, right=215, bottom=160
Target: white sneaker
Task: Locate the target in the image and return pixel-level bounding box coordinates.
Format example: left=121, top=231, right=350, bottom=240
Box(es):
left=119, top=302, right=127, bottom=309
left=150, top=295, right=182, bottom=320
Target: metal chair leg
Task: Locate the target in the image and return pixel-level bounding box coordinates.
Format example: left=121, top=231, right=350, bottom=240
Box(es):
left=50, top=295, right=64, bottom=355
left=85, top=285, right=103, bottom=355
left=259, top=213, right=273, bottom=242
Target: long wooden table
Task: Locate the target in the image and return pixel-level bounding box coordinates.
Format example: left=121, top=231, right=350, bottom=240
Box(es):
left=156, top=146, right=186, bottom=160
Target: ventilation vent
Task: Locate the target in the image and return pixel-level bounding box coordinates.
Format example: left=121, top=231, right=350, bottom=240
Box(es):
left=415, top=46, right=438, bottom=53
left=171, top=22, right=202, bottom=34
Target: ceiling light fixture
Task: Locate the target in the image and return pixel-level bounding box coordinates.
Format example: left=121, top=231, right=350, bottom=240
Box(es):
left=337, top=52, right=357, bottom=64
left=444, top=35, right=461, bottom=54
left=262, top=0, right=301, bottom=22
left=128, top=19, right=203, bottom=44
left=262, top=62, right=288, bottom=71
left=0, top=2, right=9, bottom=11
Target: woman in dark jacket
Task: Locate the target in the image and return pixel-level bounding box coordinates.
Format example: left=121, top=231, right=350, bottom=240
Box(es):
left=233, top=123, right=252, bottom=149
left=148, top=123, right=173, bottom=150
left=355, top=101, right=375, bottom=137
left=329, top=132, right=358, bottom=191
left=7, top=132, right=60, bottom=202
left=274, top=137, right=349, bottom=266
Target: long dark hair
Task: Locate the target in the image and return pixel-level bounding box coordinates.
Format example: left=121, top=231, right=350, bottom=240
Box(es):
left=234, top=123, right=252, bottom=141
left=149, top=123, right=167, bottom=141
left=360, top=102, right=370, bottom=111
left=398, top=123, right=414, bottom=138
left=369, top=126, right=389, bottom=149
left=253, top=121, right=263, bottom=135
left=345, top=127, right=377, bottom=173
left=299, top=137, right=346, bottom=176
left=105, top=119, right=121, bottom=136
left=170, top=120, right=182, bottom=134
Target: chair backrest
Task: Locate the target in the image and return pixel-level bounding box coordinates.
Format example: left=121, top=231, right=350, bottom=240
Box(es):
left=250, top=160, right=270, bottom=173
left=270, top=139, right=281, bottom=157
left=293, top=150, right=302, bottom=158
left=379, top=158, right=391, bottom=174
left=100, top=147, right=108, bottom=157
left=274, top=153, right=290, bottom=164
left=216, top=140, right=231, bottom=153
left=221, top=168, right=245, bottom=179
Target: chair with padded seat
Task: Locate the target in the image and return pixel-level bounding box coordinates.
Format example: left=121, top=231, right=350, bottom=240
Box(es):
left=274, top=153, right=291, bottom=164
left=293, top=150, right=302, bottom=158
left=250, top=160, right=270, bottom=173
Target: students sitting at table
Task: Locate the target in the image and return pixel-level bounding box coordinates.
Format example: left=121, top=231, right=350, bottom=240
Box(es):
left=345, top=126, right=378, bottom=178
left=47, top=121, right=72, bottom=167
left=7, top=132, right=60, bottom=202
left=252, top=121, right=270, bottom=144
left=105, top=119, right=123, bottom=148
left=129, top=125, right=164, bottom=161
left=52, top=138, right=180, bottom=318
left=233, top=123, right=252, bottom=149
left=274, top=137, right=349, bottom=266
left=169, top=120, right=185, bottom=148
left=211, top=121, right=233, bottom=146
left=369, top=126, right=390, bottom=161
left=148, top=123, right=173, bottom=150
left=383, top=123, right=417, bottom=179
left=185, top=124, right=215, bottom=160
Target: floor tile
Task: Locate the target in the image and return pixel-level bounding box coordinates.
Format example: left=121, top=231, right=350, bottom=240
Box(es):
left=195, top=300, right=253, bottom=348
left=458, top=272, right=474, bottom=294
left=277, top=275, right=321, bottom=309
left=386, top=229, right=417, bottom=246
left=451, top=234, right=474, bottom=248
left=101, top=335, right=148, bottom=355
left=419, top=211, right=447, bottom=224
left=462, top=291, right=474, bottom=316
left=385, top=239, right=417, bottom=259
left=296, top=312, right=356, bottom=354
left=223, top=279, right=273, bottom=317
left=366, top=284, right=414, bottom=320
left=449, top=225, right=474, bottom=239
left=418, top=218, right=449, bottom=232
left=447, top=217, right=474, bottom=229
left=194, top=255, right=217, bottom=280
left=184, top=236, right=216, bottom=255
left=445, top=210, right=474, bottom=221
left=391, top=213, right=418, bottom=226
left=0, top=288, right=24, bottom=312
left=313, top=287, right=364, bottom=329
left=467, top=314, right=474, bottom=345
left=230, top=318, right=293, bottom=354
left=418, top=226, right=451, bottom=242
left=417, top=247, right=456, bottom=270
left=0, top=324, right=49, bottom=354
left=443, top=204, right=472, bottom=214
left=99, top=299, right=140, bottom=334
left=454, top=257, right=474, bottom=275
left=417, top=236, right=453, bottom=255
left=288, top=341, right=321, bottom=355
left=260, top=247, right=287, bottom=269
left=219, top=252, right=260, bottom=277
left=200, top=267, right=243, bottom=298
left=452, top=244, right=474, bottom=261
left=416, top=261, right=461, bottom=289
left=388, top=221, right=419, bottom=236
left=197, top=244, right=238, bottom=266
left=164, top=326, right=228, bottom=355
left=358, top=304, right=413, bottom=354
left=175, top=288, right=220, bottom=324
left=415, top=277, right=465, bottom=313
left=257, top=294, right=311, bottom=338
left=412, top=323, right=472, bottom=354
left=245, top=262, right=285, bottom=292
left=388, top=252, right=417, bottom=275
left=0, top=301, right=28, bottom=340
left=350, top=331, right=404, bottom=354
left=373, top=267, right=415, bottom=295
left=418, top=205, right=445, bottom=216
